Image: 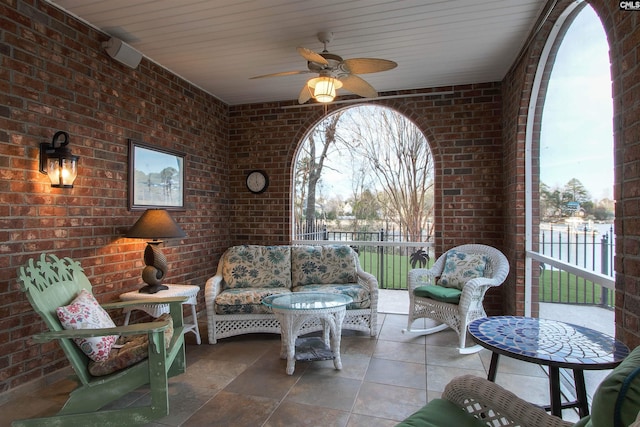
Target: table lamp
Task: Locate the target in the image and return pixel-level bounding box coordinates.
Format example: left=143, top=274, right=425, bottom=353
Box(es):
left=126, top=209, right=186, bottom=294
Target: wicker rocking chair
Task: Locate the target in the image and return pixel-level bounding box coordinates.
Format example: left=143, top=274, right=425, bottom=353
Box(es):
left=402, top=244, right=509, bottom=354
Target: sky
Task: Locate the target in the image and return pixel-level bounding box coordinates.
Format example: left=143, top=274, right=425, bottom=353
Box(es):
left=540, top=6, right=613, bottom=200
left=134, top=145, right=183, bottom=175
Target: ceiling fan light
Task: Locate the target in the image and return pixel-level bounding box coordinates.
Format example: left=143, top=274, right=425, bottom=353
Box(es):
left=308, top=77, right=342, bottom=103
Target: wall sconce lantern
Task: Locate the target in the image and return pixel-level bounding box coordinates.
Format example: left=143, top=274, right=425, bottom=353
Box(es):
left=39, top=131, right=79, bottom=188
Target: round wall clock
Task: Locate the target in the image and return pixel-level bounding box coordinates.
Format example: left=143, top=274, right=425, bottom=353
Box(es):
left=246, top=170, right=269, bottom=194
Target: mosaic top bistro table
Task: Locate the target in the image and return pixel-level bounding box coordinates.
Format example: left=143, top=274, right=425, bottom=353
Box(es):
left=468, top=316, right=629, bottom=418
left=262, top=292, right=352, bottom=375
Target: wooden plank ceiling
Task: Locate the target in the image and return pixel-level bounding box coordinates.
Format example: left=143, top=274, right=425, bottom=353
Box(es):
left=48, top=0, right=548, bottom=105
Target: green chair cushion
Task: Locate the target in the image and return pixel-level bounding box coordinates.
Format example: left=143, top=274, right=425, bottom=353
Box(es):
left=572, top=416, right=591, bottom=427
left=584, top=346, right=640, bottom=427
left=414, top=285, right=462, bottom=303
left=397, top=398, right=487, bottom=427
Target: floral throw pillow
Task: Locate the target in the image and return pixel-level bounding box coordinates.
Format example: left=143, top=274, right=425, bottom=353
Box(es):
left=222, top=245, right=291, bottom=289
left=291, top=245, right=357, bottom=287
left=438, top=250, right=488, bottom=290
left=56, top=289, right=118, bottom=362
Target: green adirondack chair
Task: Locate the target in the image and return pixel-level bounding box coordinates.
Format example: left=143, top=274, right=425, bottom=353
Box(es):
left=13, top=253, right=187, bottom=427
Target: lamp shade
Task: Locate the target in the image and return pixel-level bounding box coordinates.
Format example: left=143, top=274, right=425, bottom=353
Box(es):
left=126, top=209, right=186, bottom=240
left=307, top=76, right=343, bottom=103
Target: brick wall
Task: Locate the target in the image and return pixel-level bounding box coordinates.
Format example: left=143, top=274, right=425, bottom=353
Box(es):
left=501, top=0, right=640, bottom=349
left=2, top=0, right=639, bottom=399
left=0, top=1, right=230, bottom=393
left=596, top=0, right=640, bottom=349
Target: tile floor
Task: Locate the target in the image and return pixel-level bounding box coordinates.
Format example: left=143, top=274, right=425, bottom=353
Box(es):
left=2, top=291, right=609, bottom=427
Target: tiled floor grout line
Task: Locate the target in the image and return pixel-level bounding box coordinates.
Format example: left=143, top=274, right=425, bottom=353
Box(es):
left=4, top=307, right=595, bottom=426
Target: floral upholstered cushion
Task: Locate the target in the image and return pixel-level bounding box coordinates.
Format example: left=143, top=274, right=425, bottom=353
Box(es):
left=56, top=289, right=118, bottom=362
left=88, top=335, right=148, bottom=376
left=291, top=245, right=358, bottom=287
left=222, top=245, right=291, bottom=289
left=438, top=250, right=488, bottom=290
left=292, top=284, right=371, bottom=309
left=154, top=312, right=175, bottom=349
left=214, top=287, right=291, bottom=314
left=87, top=313, right=174, bottom=377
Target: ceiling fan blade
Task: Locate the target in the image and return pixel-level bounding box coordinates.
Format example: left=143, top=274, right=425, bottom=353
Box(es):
left=342, top=58, right=397, bottom=74
left=339, top=74, right=378, bottom=98
left=298, top=83, right=312, bottom=104
left=250, top=70, right=310, bottom=79
left=297, top=47, right=329, bottom=66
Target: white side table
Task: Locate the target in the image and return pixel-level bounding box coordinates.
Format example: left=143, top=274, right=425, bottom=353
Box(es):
left=120, top=284, right=202, bottom=345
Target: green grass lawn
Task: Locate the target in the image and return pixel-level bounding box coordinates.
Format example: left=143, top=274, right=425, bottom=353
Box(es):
left=357, top=250, right=613, bottom=307
left=357, top=249, right=433, bottom=290
left=538, top=269, right=613, bottom=306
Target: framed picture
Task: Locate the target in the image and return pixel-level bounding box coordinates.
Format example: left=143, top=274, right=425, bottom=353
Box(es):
left=128, top=139, right=185, bottom=210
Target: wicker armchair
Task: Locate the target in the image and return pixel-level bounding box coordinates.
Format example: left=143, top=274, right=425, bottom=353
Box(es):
left=440, top=375, right=571, bottom=427
left=403, top=244, right=509, bottom=353
left=401, top=346, right=640, bottom=427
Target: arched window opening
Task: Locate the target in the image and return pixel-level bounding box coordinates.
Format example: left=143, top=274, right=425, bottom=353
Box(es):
left=292, top=105, right=435, bottom=290
left=527, top=4, right=614, bottom=335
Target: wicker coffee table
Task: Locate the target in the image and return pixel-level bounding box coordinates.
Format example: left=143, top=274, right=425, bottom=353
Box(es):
left=262, top=292, right=352, bottom=375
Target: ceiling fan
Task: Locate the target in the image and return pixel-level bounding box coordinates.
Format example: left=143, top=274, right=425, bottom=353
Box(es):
left=250, top=32, right=397, bottom=104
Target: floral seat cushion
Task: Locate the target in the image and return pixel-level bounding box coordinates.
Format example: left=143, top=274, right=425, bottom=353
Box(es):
left=214, top=287, right=291, bottom=315
left=292, top=284, right=371, bottom=309
left=292, top=245, right=358, bottom=287
left=222, top=245, right=291, bottom=289
left=88, top=313, right=174, bottom=377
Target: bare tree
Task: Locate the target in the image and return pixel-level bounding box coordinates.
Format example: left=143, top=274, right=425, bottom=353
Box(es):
left=160, top=167, right=177, bottom=201
left=293, top=157, right=309, bottom=220
left=293, top=106, right=433, bottom=242
left=340, top=107, right=434, bottom=241
left=294, top=111, right=343, bottom=237
left=347, top=163, right=369, bottom=231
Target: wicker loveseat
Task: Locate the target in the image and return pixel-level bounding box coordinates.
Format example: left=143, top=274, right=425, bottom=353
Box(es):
left=204, top=244, right=379, bottom=344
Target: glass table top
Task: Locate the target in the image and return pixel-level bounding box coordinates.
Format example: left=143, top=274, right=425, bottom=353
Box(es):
left=262, top=293, right=353, bottom=311
left=468, top=316, right=629, bottom=369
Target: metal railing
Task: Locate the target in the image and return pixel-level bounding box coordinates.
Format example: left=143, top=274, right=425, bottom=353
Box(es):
left=293, top=221, right=433, bottom=289
left=295, top=221, right=616, bottom=308
left=534, top=223, right=615, bottom=308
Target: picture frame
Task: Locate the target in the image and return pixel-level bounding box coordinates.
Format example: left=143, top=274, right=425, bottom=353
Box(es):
left=128, top=139, right=185, bottom=210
